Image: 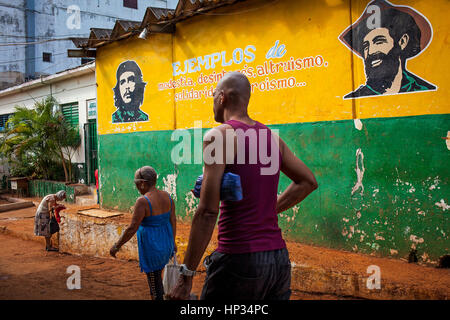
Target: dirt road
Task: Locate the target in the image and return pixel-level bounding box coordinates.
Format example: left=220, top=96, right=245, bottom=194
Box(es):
left=0, top=233, right=342, bottom=300
left=1, top=199, right=448, bottom=300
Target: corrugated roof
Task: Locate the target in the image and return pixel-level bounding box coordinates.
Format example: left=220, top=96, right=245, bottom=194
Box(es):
left=141, top=7, right=175, bottom=26
left=110, top=20, right=141, bottom=40
left=70, top=37, right=89, bottom=49
left=140, top=7, right=176, bottom=34
left=174, top=0, right=240, bottom=20
left=87, top=28, right=113, bottom=47
left=82, top=0, right=248, bottom=49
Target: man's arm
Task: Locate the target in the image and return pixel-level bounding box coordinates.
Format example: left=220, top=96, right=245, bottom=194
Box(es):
left=110, top=197, right=146, bottom=257
left=167, top=125, right=229, bottom=300
left=276, top=136, right=318, bottom=213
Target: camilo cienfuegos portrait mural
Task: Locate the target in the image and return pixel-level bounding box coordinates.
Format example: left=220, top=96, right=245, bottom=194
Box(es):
left=112, top=60, right=149, bottom=123
left=339, top=0, right=437, bottom=99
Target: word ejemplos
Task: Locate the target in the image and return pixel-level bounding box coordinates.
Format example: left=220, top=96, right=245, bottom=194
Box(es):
left=173, top=45, right=256, bottom=76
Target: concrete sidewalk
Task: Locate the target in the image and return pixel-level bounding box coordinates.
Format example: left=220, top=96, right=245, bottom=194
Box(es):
left=0, top=202, right=448, bottom=300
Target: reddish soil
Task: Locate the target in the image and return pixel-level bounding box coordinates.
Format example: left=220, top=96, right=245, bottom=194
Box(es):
left=0, top=194, right=448, bottom=300
left=0, top=233, right=337, bottom=300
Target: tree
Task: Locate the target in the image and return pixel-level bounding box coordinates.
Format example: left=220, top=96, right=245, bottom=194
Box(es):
left=0, top=96, right=81, bottom=183
left=51, top=114, right=81, bottom=183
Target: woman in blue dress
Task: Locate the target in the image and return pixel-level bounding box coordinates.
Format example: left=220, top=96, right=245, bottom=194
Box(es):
left=110, top=166, right=177, bottom=300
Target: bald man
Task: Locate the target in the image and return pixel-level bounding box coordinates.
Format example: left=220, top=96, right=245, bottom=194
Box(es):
left=168, top=72, right=318, bottom=300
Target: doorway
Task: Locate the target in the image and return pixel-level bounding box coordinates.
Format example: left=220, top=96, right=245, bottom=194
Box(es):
left=84, top=119, right=98, bottom=185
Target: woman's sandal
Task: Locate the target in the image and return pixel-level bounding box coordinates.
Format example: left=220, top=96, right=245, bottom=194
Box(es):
left=46, top=247, right=59, bottom=252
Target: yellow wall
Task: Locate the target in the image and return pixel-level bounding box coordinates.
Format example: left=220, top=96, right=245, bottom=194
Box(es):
left=96, top=34, right=174, bottom=135
left=96, top=0, right=449, bottom=134
left=350, top=0, right=449, bottom=119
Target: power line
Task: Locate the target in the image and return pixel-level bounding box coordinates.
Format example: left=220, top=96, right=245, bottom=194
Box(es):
left=0, top=33, right=90, bottom=39
left=0, top=52, right=68, bottom=65
left=0, top=37, right=76, bottom=47
left=38, top=58, right=86, bottom=74
left=0, top=2, right=145, bottom=21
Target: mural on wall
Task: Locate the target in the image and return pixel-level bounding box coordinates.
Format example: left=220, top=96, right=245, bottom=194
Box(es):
left=112, top=60, right=148, bottom=123
left=339, top=0, right=436, bottom=99
left=97, top=0, right=448, bottom=135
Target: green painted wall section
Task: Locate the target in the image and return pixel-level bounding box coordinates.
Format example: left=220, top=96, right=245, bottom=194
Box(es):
left=98, top=114, right=449, bottom=262
left=28, top=180, right=76, bottom=203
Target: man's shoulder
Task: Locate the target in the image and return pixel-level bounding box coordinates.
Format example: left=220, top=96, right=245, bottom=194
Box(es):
left=205, top=124, right=233, bottom=137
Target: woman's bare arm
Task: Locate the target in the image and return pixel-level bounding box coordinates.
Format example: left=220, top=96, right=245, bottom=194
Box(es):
left=112, top=197, right=146, bottom=252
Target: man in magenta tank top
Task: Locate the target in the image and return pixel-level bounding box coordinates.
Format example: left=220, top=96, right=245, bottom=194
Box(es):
left=168, top=72, right=318, bottom=300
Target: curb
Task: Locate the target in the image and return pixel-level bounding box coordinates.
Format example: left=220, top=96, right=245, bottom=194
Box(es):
left=0, top=225, right=58, bottom=246
left=0, top=196, right=35, bottom=212
left=291, top=264, right=448, bottom=300
left=0, top=225, right=42, bottom=243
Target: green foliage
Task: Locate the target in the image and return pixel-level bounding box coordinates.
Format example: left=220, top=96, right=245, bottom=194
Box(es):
left=0, top=96, right=81, bottom=182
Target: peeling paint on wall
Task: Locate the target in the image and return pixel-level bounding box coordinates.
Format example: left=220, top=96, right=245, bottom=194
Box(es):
left=435, top=199, right=450, bottom=211
left=428, top=176, right=440, bottom=190
left=351, top=148, right=365, bottom=196
left=184, top=191, right=198, bottom=220
left=410, top=234, right=425, bottom=244
left=390, top=249, right=398, bottom=255
left=354, top=119, right=363, bottom=130
left=446, top=131, right=450, bottom=150
left=162, top=173, right=178, bottom=201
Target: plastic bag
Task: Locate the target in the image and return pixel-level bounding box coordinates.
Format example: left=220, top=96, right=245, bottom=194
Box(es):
left=163, top=254, right=180, bottom=295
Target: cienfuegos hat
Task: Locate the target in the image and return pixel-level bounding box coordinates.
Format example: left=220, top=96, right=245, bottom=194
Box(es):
left=339, top=0, right=433, bottom=59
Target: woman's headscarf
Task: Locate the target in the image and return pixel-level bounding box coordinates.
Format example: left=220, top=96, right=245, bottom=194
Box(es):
left=55, top=190, right=66, bottom=201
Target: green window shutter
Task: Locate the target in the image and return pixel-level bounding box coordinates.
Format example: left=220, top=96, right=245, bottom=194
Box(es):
left=61, top=103, right=79, bottom=128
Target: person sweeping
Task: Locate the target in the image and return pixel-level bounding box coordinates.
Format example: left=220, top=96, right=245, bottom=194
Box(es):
left=34, top=190, right=66, bottom=252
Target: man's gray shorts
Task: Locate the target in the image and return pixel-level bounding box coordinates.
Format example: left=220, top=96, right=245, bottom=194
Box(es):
left=200, top=248, right=291, bottom=300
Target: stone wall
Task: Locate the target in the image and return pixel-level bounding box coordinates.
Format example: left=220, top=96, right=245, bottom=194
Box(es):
left=59, top=211, right=138, bottom=260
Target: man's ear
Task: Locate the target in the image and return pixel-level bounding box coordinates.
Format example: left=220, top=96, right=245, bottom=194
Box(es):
left=399, top=33, right=409, bottom=50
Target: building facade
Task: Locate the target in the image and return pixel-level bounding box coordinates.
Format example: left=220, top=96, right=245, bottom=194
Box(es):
left=0, top=62, right=97, bottom=185
left=89, top=0, right=449, bottom=263
left=0, top=0, right=178, bottom=89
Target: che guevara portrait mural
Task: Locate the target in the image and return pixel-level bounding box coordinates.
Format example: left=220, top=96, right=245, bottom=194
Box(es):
left=112, top=60, right=149, bottom=123
left=339, top=0, right=437, bottom=99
